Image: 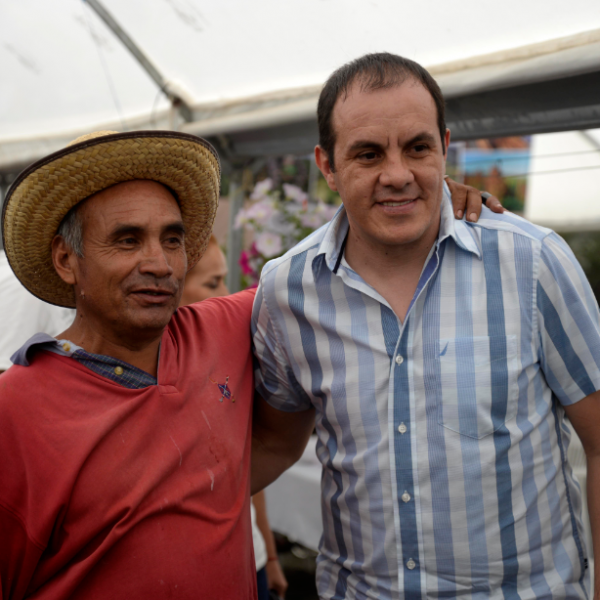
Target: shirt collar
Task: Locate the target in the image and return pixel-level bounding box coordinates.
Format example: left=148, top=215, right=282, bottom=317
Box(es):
left=10, top=333, right=73, bottom=366
left=10, top=332, right=157, bottom=389
left=315, top=181, right=481, bottom=271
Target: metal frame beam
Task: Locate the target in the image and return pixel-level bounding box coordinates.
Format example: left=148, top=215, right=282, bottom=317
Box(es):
left=84, top=0, right=192, bottom=122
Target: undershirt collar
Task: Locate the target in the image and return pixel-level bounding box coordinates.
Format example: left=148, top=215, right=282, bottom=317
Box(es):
left=11, top=333, right=157, bottom=389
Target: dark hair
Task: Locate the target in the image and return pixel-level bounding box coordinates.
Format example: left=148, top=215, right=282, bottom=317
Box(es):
left=317, top=52, right=446, bottom=171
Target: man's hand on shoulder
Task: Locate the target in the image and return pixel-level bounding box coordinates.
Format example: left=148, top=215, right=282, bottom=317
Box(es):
left=445, top=176, right=504, bottom=222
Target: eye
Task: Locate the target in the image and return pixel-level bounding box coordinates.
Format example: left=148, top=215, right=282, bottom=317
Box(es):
left=412, top=143, right=429, bottom=154
left=165, top=235, right=183, bottom=246
left=204, top=278, right=220, bottom=289
left=358, top=151, right=379, bottom=161
left=120, top=236, right=137, bottom=246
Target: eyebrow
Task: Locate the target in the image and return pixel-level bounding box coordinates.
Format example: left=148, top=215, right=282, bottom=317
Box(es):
left=109, top=221, right=186, bottom=239
left=347, top=140, right=386, bottom=154
left=406, top=132, right=438, bottom=146
left=347, top=131, right=439, bottom=155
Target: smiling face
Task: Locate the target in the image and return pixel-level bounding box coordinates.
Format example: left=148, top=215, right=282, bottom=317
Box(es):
left=62, top=180, right=188, bottom=341
left=316, top=78, right=450, bottom=255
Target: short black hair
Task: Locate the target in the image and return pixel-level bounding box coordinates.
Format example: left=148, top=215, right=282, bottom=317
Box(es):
left=317, top=52, right=446, bottom=171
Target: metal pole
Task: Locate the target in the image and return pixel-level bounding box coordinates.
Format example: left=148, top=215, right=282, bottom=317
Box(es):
left=226, top=174, right=245, bottom=294
left=84, top=0, right=192, bottom=122
left=307, top=154, right=320, bottom=199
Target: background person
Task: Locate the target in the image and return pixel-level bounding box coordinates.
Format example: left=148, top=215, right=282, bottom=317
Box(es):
left=0, top=250, right=74, bottom=373
left=179, top=234, right=288, bottom=600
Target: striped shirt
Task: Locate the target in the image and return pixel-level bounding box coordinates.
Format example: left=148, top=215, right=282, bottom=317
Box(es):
left=252, top=186, right=600, bottom=600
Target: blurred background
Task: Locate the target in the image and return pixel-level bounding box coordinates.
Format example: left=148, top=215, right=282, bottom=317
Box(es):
left=2, top=1, right=600, bottom=596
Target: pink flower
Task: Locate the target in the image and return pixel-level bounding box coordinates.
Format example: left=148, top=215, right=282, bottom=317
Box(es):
left=239, top=251, right=254, bottom=275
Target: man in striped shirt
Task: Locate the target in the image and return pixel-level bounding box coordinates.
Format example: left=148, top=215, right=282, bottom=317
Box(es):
left=251, top=53, right=600, bottom=599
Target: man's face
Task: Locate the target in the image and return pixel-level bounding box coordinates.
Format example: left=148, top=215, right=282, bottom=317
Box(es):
left=68, top=180, right=187, bottom=339
left=317, top=78, right=450, bottom=251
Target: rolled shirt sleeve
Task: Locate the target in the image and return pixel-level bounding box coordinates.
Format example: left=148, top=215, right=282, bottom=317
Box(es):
left=537, top=231, right=600, bottom=405
left=251, top=282, right=312, bottom=412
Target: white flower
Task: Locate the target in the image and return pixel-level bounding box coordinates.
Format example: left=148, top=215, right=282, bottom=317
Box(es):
left=315, top=201, right=339, bottom=222
left=255, top=231, right=283, bottom=258
left=283, top=183, right=307, bottom=204
left=245, top=200, right=275, bottom=225
left=250, top=178, right=274, bottom=200
left=300, top=212, right=325, bottom=229
left=234, top=209, right=249, bottom=229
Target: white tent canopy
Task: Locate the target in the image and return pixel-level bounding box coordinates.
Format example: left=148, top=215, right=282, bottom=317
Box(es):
left=2, top=0, right=600, bottom=171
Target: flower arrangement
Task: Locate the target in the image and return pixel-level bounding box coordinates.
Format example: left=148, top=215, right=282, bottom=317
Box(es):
left=235, top=178, right=339, bottom=286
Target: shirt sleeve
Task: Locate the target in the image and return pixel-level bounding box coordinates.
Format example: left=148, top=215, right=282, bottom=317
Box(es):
left=251, top=282, right=312, bottom=412
left=537, top=232, right=600, bottom=405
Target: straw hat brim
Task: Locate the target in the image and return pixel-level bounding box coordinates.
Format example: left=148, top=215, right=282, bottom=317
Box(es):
left=2, top=131, right=221, bottom=308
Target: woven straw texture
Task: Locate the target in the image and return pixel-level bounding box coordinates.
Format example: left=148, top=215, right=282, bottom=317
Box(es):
left=2, top=131, right=220, bottom=308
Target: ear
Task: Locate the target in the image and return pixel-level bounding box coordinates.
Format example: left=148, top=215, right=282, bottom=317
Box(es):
left=315, top=145, right=338, bottom=192
left=443, top=128, right=451, bottom=161
left=51, top=235, right=78, bottom=286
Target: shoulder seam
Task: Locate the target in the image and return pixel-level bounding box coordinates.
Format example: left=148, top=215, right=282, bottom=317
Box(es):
left=469, top=219, right=553, bottom=244
left=261, top=243, right=321, bottom=280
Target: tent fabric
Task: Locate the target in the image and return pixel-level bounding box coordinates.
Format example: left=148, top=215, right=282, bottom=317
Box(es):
left=2, top=0, right=600, bottom=169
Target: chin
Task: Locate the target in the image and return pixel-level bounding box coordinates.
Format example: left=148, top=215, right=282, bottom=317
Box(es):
left=377, top=226, right=428, bottom=247
left=127, top=307, right=177, bottom=332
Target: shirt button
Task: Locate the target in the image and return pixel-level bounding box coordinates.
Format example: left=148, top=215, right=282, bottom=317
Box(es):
left=62, top=343, right=71, bottom=352
left=395, top=355, right=404, bottom=366
left=398, top=423, right=407, bottom=434
left=401, top=491, right=411, bottom=503
left=406, top=559, right=416, bottom=570
left=114, top=366, right=124, bottom=376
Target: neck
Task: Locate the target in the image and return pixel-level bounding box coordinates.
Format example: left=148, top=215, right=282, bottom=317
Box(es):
left=58, top=313, right=163, bottom=377
left=343, top=215, right=440, bottom=322
left=345, top=221, right=439, bottom=281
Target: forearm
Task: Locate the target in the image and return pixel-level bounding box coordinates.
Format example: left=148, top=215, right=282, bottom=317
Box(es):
left=251, top=396, right=315, bottom=495
left=586, top=453, right=600, bottom=597
left=251, top=433, right=301, bottom=495
left=252, top=491, right=278, bottom=558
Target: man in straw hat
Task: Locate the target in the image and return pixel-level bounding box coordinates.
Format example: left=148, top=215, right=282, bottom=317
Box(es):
left=0, top=130, right=260, bottom=599
left=0, top=127, right=493, bottom=599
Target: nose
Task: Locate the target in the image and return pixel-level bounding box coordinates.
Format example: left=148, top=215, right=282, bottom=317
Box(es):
left=138, top=240, right=174, bottom=279
left=378, top=153, right=415, bottom=190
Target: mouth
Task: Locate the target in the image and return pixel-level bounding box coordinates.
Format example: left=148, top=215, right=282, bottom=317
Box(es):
left=376, top=197, right=419, bottom=213
left=130, top=288, right=175, bottom=305
left=379, top=199, right=416, bottom=207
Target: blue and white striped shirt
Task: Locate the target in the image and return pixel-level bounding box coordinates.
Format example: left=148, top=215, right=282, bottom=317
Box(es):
left=252, top=187, right=600, bottom=600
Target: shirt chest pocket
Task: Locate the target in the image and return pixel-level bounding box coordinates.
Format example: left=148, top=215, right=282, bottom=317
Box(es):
left=436, top=335, right=519, bottom=439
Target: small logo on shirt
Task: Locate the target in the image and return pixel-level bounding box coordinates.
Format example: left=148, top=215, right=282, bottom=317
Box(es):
left=210, top=376, right=235, bottom=403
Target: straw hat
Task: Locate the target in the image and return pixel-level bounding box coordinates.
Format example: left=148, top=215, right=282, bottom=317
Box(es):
left=2, top=130, right=221, bottom=308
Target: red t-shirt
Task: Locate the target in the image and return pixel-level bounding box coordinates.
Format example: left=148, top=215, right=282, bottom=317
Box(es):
left=0, top=290, right=257, bottom=600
